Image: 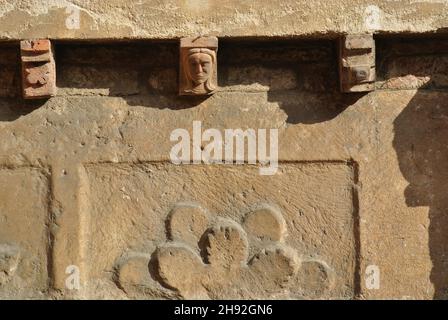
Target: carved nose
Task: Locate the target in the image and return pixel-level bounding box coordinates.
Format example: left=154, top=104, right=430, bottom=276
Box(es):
left=195, top=64, right=203, bottom=73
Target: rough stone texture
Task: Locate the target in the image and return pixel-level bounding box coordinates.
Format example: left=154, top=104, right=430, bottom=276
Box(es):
left=0, top=168, right=50, bottom=298
left=87, top=163, right=355, bottom=299
left=1, top=2, right=448, bottom=300
left=2, top=1, right=448, bottom=39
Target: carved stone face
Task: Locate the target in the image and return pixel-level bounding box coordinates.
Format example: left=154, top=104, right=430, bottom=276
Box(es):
left=186, top=52, right=213, bottom=85
left=179, top=38, right=218, bottom=95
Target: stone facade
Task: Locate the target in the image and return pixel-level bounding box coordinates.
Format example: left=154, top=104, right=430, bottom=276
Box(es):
left=1, top=1, right=448, bottom=300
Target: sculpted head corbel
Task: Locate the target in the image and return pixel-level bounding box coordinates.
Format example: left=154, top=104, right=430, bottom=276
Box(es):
left=179, top=37, right=218, bottom=96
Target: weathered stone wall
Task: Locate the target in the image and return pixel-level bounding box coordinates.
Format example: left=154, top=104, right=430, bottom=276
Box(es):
left=1, top=1, right=448, bottom=300
left=2, top=0, right=448, bottom=39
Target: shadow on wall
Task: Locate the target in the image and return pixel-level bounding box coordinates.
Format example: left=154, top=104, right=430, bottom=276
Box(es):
left=1, top=40, right=364, bottom=124
left=393, top=90, right=448, bottom=299
left=266, top=91, right=364, bottom=124
left=0, top=100, right=45, bottom=122
left=220, top=39, right=359, bottom=124
left=55, top=40, right=361, bottom=124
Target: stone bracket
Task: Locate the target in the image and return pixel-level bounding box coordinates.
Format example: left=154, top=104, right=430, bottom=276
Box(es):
left=20, top=39, right=57, bottom=99
left=338, top=34, right=375, bottom=93
left=179, top=36, right=218, bottom=96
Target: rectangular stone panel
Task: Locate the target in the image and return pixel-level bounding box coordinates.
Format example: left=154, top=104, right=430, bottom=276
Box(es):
left=85, top=162, right=357, bottom=299
left=0, top=167, right=50, bottom=298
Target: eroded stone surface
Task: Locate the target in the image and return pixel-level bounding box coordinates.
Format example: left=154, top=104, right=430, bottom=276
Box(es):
left=1, top=1, right=448, bottom=39
left=86, top=163, right=355, bottom=299
left=243, top=206, right=287, bottom=242
left=0, top=244, right=20, bottom=285
left=119, top=202, right=304, bottom=299
left=0, top=168, right=49, bottom=298
left=20, top=39, right=56, bottom=99
left=167, top=203, right=210, bottom=247
left=292, top=258, right=336, bottom=298
left=1, top=15, right=448, bottom=300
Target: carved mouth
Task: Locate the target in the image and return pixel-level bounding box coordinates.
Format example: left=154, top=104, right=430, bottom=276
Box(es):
left=194, top=74, right=207, bottom=80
